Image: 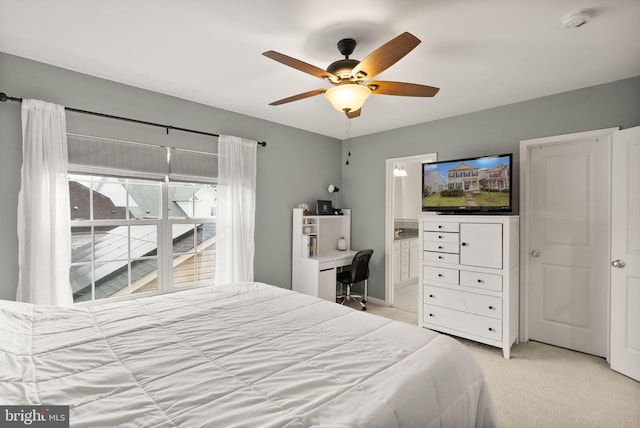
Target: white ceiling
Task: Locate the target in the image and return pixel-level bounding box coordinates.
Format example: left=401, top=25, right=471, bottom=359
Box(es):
left=1, top=1, right=639, bottom=139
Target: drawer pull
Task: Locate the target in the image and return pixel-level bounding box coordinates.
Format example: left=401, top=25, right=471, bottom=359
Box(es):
left=429, top=313, right=435, bottom=317
left=438, top=255, right=444, bottom=259
left=438, top=246, right=444, bottom=249
left=488, top=305, right=495, bottom=310
left=488, top=327, right=494, bottom=332
left=461, top=242, right=468, bottom=247
left=438, top=235, right=444, bottom=239
left=437, top=274, right=444, bottom=278
left=477, top=279, right=484, bottom=283
left=429, top=294, right=435, bottom=298
left=438, top=225, right=443, bottom=229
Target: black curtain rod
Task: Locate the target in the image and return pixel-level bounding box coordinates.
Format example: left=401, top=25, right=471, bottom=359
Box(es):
left=0, top=92, right=267, bottom=147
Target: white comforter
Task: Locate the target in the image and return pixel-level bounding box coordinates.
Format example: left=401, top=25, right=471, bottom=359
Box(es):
left=1, top=282, right=497, bottom=427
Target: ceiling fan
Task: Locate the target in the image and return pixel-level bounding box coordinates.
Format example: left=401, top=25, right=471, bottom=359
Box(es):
left=262, top=32, right=439, bottom=119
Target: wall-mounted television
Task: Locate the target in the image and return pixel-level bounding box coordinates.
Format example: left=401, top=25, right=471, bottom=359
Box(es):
left=422, top=153, right=512, bottom=214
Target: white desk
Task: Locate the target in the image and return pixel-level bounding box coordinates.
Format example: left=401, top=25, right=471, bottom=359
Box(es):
left=314, top=250, right=357, bottom=269
left=292, top=208, right=355, bottom=302
left=295, top=250, right=357, bottom=302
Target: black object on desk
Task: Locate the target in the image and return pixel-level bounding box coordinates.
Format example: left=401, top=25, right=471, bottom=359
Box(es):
left=317, top=200, right=332, bottom=215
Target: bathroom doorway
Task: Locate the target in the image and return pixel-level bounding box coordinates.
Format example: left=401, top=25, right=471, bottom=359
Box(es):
left=385, top=152, right=436, bottom=313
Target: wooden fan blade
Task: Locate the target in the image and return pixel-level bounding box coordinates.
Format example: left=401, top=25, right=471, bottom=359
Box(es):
left=351, top=32, right=420, bottom=80
left=346, top=108, right=361, bottom=119
left=366, top=81, right=439, bottom=97
left=263, top=51, right=337, bottom=81
left=269, top=88, right=327, bottom=106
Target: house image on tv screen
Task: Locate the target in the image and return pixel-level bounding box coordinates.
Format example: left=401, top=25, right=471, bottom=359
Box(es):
left=423, top=156, right=510, bottom=208
left=447, top=162, right=510, bottom=192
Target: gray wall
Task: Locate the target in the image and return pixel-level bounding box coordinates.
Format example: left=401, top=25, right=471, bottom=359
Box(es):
left=342, top=76, right=640, bottom=300
left=2, top=51, right=639, bottom=303
left=0, top=52, right=342, bottom=301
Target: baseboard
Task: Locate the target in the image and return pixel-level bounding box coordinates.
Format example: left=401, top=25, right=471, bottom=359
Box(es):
left=366, top=296, right=386, bottom=306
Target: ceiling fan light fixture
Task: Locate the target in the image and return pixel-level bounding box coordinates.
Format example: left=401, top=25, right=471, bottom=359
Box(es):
left=324, top=84, right=371, bottom=113
left=264, top=32, right=438, bottom=116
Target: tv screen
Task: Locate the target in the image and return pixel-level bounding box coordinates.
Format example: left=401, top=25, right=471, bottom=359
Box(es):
left=422, top=153, right=512, bottom=213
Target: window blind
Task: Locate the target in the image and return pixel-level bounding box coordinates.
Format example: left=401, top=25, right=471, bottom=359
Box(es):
left=67, top=134, right=169, bottom=181
left=169, top=148, right=218, bottom=183
left=65, top=111, right=219, bottom=183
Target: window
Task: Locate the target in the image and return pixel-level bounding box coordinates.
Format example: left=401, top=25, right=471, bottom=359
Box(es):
left=70, top=176, right=160, bottom=302
left=65, top=116, right=220, bottom=304
left=168, top=182, right=216, bottom=289
left=69, top=175, right=217, bottom=303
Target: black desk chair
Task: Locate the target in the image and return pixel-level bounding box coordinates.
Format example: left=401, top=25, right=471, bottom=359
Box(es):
left=337, top=249, right=373, bottom=311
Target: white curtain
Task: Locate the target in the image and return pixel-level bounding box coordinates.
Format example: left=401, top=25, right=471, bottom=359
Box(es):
left=16, top=100, right=73, bottom=306
left=215, top=135, right=257, bottom=284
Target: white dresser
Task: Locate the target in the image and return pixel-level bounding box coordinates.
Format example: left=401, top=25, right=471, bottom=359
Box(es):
left=419, top=215, right=519, bottom=358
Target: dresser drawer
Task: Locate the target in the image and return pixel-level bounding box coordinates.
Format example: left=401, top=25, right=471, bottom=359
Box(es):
left=423, top=305, right=502, bottom=340
left=424, top=285, right=502, bottom=319
left=460, top=271, right=503, bottom=292
left=424, top=231, right=459, bottom=243
left=424, top=241, right=460, bottom=254
left=423, top=251, right=460, bottom=264
left=423, top=221, right=460, bottom=233
left=424, top=267, right=459, bottom=285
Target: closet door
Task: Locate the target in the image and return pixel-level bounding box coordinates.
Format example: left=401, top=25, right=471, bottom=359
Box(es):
left=610, top=126, right=640, bottom=382
left=526, top=133, right=610, bottom=357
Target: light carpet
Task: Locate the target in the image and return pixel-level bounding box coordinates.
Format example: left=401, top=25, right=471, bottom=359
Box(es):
left=362, top=303, right=640, bottom=428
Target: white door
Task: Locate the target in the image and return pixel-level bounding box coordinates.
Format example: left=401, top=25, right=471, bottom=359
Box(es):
left=610, top=126, right=640, bottom=381
left=527, top=136, right=610, bottom=357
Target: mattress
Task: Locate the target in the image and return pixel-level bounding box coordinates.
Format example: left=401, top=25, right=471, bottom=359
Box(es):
left=0, top=282, right=497, bottom=427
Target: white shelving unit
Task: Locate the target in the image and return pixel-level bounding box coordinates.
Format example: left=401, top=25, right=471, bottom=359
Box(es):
left=301, top=216, right=319, bottom=258
left=292, top=208, right=354, bottom=302
left=418, top=215, right=519, bottom=359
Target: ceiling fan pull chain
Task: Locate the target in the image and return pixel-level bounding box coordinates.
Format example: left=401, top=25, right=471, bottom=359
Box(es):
left=346, top=118, right=351, bottom=165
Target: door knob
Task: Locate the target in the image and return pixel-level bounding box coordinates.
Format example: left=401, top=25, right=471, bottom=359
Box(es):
left=611, top=259, right=626, bottom=268
left=531, top=250, right=540, bottom=257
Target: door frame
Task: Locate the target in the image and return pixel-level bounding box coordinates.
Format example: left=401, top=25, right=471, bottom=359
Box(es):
left=385, top=152, right=437, bottom=306
left=519, top=127, right=618, bottom=350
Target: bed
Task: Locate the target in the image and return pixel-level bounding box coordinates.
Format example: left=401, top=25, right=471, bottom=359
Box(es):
left=1, top=282, right=497, bottom=427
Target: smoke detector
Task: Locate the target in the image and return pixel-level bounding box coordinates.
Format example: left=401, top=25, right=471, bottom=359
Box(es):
left=562, top=10, right=592, bottom=29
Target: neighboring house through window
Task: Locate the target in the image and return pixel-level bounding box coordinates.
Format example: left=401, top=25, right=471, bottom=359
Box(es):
left=69, top=176, right=216, bottom=302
